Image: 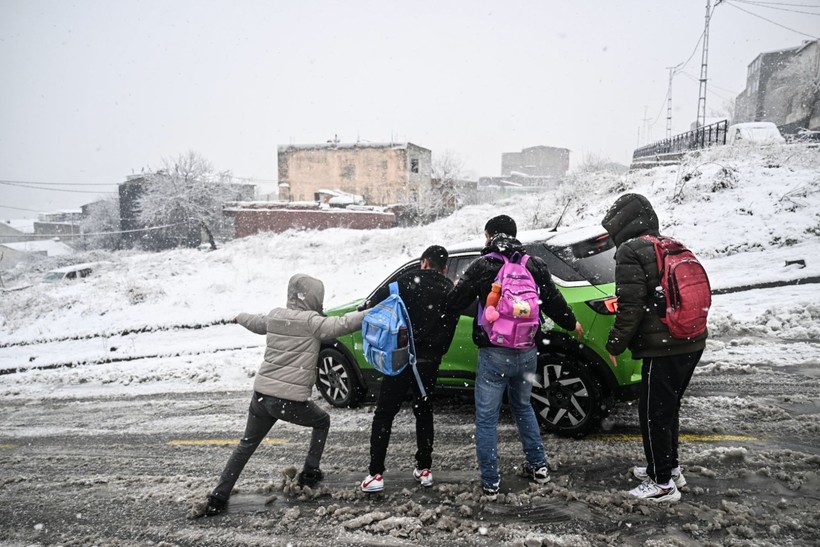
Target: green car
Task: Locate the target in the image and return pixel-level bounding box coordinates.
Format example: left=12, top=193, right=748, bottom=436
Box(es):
left=315, top=225, right=642, bottom=436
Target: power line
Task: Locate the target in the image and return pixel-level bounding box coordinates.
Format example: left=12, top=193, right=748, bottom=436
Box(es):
left=0, top=204, right=42, bottom=213
left=0, top=222, right=186, bottom=239
left=0, top=179, right=116, bottom=186
left=0, top=180, right=117, bottom=194
left=736, top=0, right=820, bottom=14
left=725, top=1, right=820, bottom=38
left=679, top=71, right=739, bottom=100
left=738, top=1, right=820, bottom=7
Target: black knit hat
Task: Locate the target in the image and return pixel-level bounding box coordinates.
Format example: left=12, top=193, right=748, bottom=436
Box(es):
left=484, top=215, right=517, bottom=238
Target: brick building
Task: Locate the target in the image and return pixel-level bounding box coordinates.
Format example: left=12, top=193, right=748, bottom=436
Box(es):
left=277, top=141, right=432, bottom=206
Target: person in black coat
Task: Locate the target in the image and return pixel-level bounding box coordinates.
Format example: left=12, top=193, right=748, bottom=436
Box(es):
left=360, top=245, right=459, bottom=493
left=602, top=193, right=707, bottom=503
left=448, top=215, right=583, bottom=499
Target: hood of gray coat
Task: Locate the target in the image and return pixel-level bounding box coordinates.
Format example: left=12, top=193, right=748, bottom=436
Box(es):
left=601, top=193, right=660, bottom=247
left=287, top=274, right=324, bottom=313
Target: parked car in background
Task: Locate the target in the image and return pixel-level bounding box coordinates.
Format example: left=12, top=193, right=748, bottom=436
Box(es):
left=315, top=225, right=643, bottom=437
left=42, top=262, right=98, bottom=283
left=727, top=122, right=786, bottom=145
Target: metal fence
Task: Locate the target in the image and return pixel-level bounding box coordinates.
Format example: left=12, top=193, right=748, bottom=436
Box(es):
left=632, top=120, right=728, bottom=160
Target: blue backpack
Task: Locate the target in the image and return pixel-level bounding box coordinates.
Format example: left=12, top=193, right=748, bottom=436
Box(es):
left=362, top=282, right=426, bottom=397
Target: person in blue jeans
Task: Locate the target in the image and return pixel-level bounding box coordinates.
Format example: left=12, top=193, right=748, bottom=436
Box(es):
left=448, top=215, right=583, bottom=499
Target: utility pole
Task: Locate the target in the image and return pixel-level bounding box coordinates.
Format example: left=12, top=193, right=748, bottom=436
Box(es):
left=666, top=66, right=677, bottom=139
left=696, top=0, right=721, bottom=129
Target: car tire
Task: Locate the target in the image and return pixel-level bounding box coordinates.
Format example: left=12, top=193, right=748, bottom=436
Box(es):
left=531, top=352, right=604, bottom=438
left=316, top=348, right=364, bottom=408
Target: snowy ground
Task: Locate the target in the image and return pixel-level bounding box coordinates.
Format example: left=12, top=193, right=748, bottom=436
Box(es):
left=0, top=143, right=819, bottom=546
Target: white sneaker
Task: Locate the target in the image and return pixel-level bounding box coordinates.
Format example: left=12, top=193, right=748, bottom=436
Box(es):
left=632, top=466, right=686, bottom=488
left=628, top=479, right=681, bottom=502
left=360, top=473, right=384, bottom=493
left=413, top=468, right=433, bottom=487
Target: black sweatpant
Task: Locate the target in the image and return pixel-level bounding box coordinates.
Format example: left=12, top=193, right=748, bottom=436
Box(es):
left=368, top=359, right=440, bottom=476
left=211, top=391, right=330, bottom=501
left=639, top=350, right=702, bottom=485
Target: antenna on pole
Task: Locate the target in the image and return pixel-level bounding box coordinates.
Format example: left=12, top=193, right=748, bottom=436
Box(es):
left=665, top=66, right=677, bottom=138
left=696, top=0, right=720, bottom=129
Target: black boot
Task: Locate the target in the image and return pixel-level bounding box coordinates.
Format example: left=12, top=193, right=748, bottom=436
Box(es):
left=297, top=468, right=324, bottom=488
left=204, top=494, right=228, bottom=516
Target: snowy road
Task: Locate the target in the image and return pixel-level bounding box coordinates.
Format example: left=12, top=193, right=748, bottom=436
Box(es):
left=1, top=330, right=818, bottom=546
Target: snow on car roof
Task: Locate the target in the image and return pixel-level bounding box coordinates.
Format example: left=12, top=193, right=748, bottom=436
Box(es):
left=47, top=262, right=102, bottom=274
left=447, top=224, right=606, bottom=253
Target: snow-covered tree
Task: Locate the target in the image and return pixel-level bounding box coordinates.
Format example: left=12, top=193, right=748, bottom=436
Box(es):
left=417, top=150, right=468, bottom=219
left=138, top=152, right=240, bottom=250
left=80, top=196, right=121, bottom=250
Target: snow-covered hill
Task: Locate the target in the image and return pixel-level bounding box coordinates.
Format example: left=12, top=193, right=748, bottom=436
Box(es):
left=2, top=143, right=818, bottom=339
left=0, top=143, right=818, bottom=399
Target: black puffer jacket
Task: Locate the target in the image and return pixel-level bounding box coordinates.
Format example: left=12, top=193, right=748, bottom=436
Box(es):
left=602, top=193, right=708, bottom=358
left=370, top=269, right=458, bottom=362
left=447, top=235, right=577, bottom=348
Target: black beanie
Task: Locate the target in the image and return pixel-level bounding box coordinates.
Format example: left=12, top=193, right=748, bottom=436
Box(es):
left=484, top=215, right=517, bottom=237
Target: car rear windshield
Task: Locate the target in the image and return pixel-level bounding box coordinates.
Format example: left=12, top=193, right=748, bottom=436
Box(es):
left=535, top=233, right=616, bottom=284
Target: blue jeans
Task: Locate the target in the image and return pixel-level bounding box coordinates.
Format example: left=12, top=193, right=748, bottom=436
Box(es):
left=475, top=346, right=546, bottom=489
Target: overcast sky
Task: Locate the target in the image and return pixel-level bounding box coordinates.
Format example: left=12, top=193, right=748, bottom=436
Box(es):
left=1, top=0, right=817, bottom=218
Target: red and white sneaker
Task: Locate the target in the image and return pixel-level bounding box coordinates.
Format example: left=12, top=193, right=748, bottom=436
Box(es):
left=361, top=473, right=385, bottom=493
left=628, top=478, right=681, bottom=502
left=413, top=468, right=433, bottom=487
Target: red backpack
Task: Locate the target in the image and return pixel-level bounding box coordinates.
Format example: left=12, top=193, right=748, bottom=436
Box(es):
left=641, top=235, right=711, bottom=339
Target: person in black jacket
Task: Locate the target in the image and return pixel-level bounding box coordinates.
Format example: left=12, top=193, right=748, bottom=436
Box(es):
left=448, top=215, right=583, bottom=500
left=602, top=193, right=707, bottom=503
left=360, top=245, right=459, bottom=493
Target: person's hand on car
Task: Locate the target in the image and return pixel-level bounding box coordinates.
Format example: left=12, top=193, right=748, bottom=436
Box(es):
left=574, top=321, right=584, bottom=339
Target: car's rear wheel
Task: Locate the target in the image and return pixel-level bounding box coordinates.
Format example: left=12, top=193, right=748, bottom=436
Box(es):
left=316, top=348, right=364, bottom=408
left=531, top=352, right=603, bottom=438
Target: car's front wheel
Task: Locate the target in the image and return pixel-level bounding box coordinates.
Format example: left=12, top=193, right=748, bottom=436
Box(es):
left=530, top=352, right=603, bottom=438
left=316, top=347, right=364, bottom=408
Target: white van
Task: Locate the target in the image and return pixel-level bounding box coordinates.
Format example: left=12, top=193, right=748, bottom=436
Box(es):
left=726, top=122, right=786, bottom=145
left=42, top=262, right=98, bottom=283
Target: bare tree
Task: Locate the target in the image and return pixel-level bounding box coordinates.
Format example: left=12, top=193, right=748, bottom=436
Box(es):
left=138, top=151, right=239, bottom=250
left=79, top=196, right=121, bottom=251
left=428, top=150, right=466, bottom=216
left=575, top=152, right=628, bottom=175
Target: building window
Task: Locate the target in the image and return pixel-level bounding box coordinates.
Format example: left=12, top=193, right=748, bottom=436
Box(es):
left=410, top=158, right=419, bottom=174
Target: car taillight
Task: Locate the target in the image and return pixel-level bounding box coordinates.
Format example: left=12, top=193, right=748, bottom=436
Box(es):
left=587, top=296, right=618, bottom=315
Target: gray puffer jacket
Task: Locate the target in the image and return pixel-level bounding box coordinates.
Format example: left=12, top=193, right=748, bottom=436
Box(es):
left=602, top=193, right=707, bottom=358
left=237, top=274, right=365, bottom=401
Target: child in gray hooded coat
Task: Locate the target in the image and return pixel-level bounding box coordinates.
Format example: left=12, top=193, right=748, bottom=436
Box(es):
left=203, top=273, right=365, bottom=516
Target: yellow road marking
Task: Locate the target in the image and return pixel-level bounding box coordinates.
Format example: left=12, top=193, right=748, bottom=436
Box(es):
left=590, top=434, right=758, bottom=442
left=168, top=438, right=289, bottom=446
left=0, top=443, right=16, bottom=449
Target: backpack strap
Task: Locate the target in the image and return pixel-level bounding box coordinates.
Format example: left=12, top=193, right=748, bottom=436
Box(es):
left=393, top=282, right=426, bottom=398
left=640, top=234, right=665, bottom=277
left=484, top=252, right=509, bottom=264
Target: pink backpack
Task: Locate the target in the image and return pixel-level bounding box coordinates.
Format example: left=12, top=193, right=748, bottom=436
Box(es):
left=641, top=235, right=711, bottom=339
left=479, top=252, right=541, bottom=349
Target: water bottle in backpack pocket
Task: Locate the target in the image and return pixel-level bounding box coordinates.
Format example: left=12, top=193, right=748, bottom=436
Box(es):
left=478, top=252, right=541, bottom=349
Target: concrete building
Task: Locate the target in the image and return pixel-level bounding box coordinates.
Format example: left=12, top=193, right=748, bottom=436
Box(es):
left=735, top=40, right=820, bottom=134
left=277, top=141, right=432, bottom=206
left=501, top=146, right=570, bottom=177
